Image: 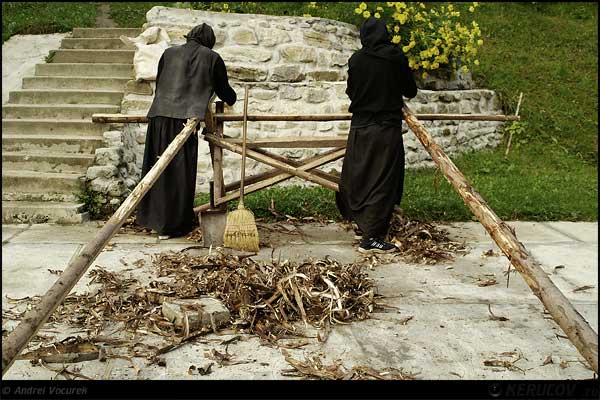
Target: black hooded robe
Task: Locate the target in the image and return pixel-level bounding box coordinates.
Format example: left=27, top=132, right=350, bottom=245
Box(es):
left=336, top=17, right=418, bottom=240
left=136, top=24, right=236, bottom=236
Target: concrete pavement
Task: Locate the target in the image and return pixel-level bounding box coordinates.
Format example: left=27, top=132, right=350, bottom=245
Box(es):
left=1, top=221, right=597, bottom=380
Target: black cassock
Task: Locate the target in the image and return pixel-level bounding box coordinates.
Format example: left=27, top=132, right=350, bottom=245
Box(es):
left=336, top=17, right=417, bottom=239
left=336, top=125, right=405, bottom=239
left=136, top=117, right=198, bottom=236
left=136, top=23, right=236, bottom=236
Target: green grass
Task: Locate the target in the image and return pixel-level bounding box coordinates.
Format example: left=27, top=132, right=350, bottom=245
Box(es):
left=468, top=2, right=598, bottom=164
left=2, top=2, right=98, bottom=42
left=109, top=2, right=175, bottom=28
left=195, top=142, right=598, bottom=222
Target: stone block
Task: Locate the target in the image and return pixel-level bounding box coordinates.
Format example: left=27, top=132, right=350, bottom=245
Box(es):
left=231, top=28, right=258, bottom=45
left=279, top=85, right=304, bottom=100
left=87, top=165, right=118, bottom=180
left=219, top=46, right=272, bottom=63
left=306, top=70, right=341, bottom=82
left=257, top=28, right=290, bottom=47
left=161, top=297, right=230, bottom=331
left=108, top=181, right=126, bottom=197
left=303, top=30, right=332, bottom=48
left=306, top=88, right=329, bottom=103
left=95, top=147, right=123, bottom=166
left=252, top=89, right=278, bottom=100
left=90, top=177, right=111, bottom=193
left=318, top=122, right=334, bottom=132
left=279, top=45, right=316, bottom=63
left=331, top=53, right=349, bottom=67
left=270, top=65, right=304, bottom=82
left=228, top=65, right=268, bottom=82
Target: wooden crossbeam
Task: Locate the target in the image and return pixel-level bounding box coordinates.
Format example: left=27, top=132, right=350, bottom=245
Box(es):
left=204, top=133, right=338, bottom=191
left=92, top=113, right=520, bottom=124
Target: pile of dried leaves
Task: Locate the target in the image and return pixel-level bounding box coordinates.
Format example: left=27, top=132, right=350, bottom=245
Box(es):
left=152, top=251, right=382, bottom=342
left=387, top=212, right=468, bottom=264
left=5, top=251, right=382, bottom=347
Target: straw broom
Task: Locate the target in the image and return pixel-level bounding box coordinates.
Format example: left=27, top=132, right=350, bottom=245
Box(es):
left=223, top=85, right=260, bottom=252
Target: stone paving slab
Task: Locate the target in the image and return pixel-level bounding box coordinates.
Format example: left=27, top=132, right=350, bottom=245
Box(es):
left=7, top=222, right=159, bottom=244
left=1, top=221, right=597, bottom=381
left=443, top=221, right=574, bottom=244
left=1, top=224, right=30, bottom=243
left=543, top=222, right=599, bottom=243
left=2, top=243, right=82, bottom=305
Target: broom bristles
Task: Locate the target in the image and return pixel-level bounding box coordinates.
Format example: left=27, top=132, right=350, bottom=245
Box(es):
left=223, top=206, right=260, bottom=253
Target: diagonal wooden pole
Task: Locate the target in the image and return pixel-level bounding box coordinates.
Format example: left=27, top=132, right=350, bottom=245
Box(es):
left=1, top=118, right=201, bottom=376
left=204, top=133, right=339, bottom=191
left=402, top=105, right=598, bottom=373
left=210, top=148, right=344, bottom=210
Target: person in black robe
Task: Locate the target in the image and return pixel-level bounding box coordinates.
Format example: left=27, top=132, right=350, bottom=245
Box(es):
left=136, top=24, right=237, bottom=239
left=336, top=17, right=418, bottom=254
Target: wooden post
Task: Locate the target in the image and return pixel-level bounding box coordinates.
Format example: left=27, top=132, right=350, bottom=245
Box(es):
left=1, top=118, right=201, bottom=376
left=210, top=101, right=226, bottom=210
left=504, top=92, right=524, bottom=158
left=402, top=105, right=598, bottom=373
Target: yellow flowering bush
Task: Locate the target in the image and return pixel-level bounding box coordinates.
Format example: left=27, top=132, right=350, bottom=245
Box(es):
left=355, top=2, right=483, bottom=78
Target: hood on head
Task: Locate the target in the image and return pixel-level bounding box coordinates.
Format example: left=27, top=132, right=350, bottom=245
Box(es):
left=360, top=17, right=390, bottom=48
left=185, top=23, right=216, bottom=49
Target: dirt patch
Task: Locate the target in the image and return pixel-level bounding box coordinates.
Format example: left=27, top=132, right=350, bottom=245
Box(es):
left=95, top=3, right=118, bottom=28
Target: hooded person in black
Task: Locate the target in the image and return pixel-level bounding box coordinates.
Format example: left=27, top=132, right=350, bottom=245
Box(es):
left=136, top=23, right=237, bottom=239
left=336, top=17, right=418, bottom=254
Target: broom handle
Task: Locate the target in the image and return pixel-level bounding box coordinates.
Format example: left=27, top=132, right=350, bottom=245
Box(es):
left=239, top=85, right=249, bottom=207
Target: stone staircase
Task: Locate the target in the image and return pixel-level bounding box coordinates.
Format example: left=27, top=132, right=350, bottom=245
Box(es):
left=2, top=27, right=141, bottom=224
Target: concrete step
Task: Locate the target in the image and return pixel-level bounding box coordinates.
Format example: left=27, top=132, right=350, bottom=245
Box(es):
left=36, top=63, right=133, bottom=78
left=2, top=170, right=84, bottom=194
left=2, top=152, right=95, bottom=174
left=72, top=28, right=142, bottom=39
left=2, top=201, right=89, bottom=224
left=8, top=89, right=123, bottom=105
left=2, top=134, right=104, bottom=154
left=3, top=119, right=107, bottom=135
left=61, top=38, right=130, bottom=50
left=3, top=104, right=120, bottom=120
left=52, top=49, right=135, bottom=64
left=22, top=76, right=130, bottom=91
left=2, top=191, right=79, bottom=203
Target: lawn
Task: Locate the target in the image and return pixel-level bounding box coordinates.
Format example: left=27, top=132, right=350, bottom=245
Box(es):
left=1, top=2, right=98, bottom=42
left=3, top=2, right=597, bottom=222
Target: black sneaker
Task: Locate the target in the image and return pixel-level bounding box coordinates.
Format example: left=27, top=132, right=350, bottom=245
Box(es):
left=358, top=237, right=398, bottom=254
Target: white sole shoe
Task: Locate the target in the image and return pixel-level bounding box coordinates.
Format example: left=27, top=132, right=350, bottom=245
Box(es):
left=358, top=247, right=398, bottom=255
left=158, top=235, right=171, bottom=240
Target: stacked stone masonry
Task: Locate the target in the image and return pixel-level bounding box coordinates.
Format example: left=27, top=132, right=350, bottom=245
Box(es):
left=100, top=7, right=505, bottom=195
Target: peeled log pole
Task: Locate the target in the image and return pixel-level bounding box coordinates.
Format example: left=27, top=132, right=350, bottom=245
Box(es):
left=1, top=118, right=201, bottom=376
left=92, top=113, right=520, bottom=124
left=402, top=105, right=598, bottom=373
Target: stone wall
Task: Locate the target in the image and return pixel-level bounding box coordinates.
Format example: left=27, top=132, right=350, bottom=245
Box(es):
left=89, top=7, right=505, bottom=202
